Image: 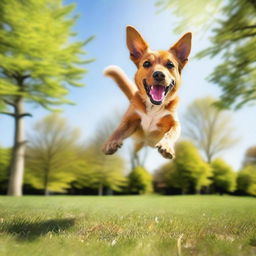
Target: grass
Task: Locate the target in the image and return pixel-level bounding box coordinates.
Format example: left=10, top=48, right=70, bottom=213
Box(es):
left=0, top=195, right=255, bottom=256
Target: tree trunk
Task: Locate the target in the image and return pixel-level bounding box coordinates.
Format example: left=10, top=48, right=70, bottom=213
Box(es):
left=98, top=184, right=103, bottom=196
left=44, top=189, right=50, bottom=196
left=44, top=167, right=50, bottom=196
left=206, top=152, right=212, bottom=164
left=7, top=97, right=26, bottom=196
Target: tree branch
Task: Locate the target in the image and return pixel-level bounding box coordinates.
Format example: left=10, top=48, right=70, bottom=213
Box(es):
left=19, top=113, right=33, bottom=118
left=0, top=112, right=32, bottom=118
left=233, top=25, right=256, bottom=32
left=233, top=32, right=256, bottom=41
left=3, top=99, right=16, bottom=107
left=22, top=74, right=31, bottom=80
left=12, top=74, right=30, bottom=87
left=0, top=112, right=16, bottom=117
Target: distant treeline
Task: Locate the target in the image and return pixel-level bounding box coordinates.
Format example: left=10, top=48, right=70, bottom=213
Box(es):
left=0, top=116, right=255, bottom=196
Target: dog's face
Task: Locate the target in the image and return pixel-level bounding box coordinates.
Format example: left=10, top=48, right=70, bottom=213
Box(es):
left=127, top=26, right=192, bottom=105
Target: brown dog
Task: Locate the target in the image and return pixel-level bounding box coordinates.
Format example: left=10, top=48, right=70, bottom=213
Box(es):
left=102, top=26, right=192, bottom=159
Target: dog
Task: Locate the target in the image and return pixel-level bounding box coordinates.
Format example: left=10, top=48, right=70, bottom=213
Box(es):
left=102, top=26, right=192, bottom=159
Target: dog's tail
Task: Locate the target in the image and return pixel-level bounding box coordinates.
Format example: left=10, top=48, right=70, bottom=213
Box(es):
left=104, top=65, right=137, bottom=101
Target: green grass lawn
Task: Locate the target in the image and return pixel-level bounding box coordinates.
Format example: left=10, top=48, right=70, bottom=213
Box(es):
left=0, top=195, right=255, bottom=256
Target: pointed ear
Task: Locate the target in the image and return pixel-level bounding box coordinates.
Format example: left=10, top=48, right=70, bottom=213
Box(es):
left=170, top=32, right=192, bottom=67
left=126, top=26, right=149, bottom=64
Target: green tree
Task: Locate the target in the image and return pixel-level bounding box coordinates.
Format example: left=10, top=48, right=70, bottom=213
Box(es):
left=154, top=162, right=180, bottom=194
left=154, top=163, right=169, bottom=193
left=75, top=146, right=126, bottom=196
left=154, top=142, right=212, bottom=194
left=157, top=0, right=256, bottom=109
left=211, top=158, right=236, bottom=194
left=0, top=147, right=11, bottom=193
left=237, top=165, right=256, bottom=196
left=128, top=166, right=153, bottom=194
left=25, top=114, right=81, bottom=195
left=73, top=119, right=126, bottom=196
left=172, top=141, right=212, bottom=194
left=0, top=0, right=93, bottom=196
left=183, top=97, right=237, bottom=163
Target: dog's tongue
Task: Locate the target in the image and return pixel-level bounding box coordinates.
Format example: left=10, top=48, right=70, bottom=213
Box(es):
left=150, top=85, right=165, bottom=102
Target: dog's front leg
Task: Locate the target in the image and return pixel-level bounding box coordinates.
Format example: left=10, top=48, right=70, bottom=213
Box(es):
left=102, top=111, right=140, bottom=155
left=155, top=115, right=181, bottom=159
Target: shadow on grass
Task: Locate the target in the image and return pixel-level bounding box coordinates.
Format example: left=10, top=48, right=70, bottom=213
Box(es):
left=3, top=218, right=75, bottom=241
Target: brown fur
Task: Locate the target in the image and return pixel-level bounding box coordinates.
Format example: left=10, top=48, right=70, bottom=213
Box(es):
left=102, top=26, right=192, bottom=159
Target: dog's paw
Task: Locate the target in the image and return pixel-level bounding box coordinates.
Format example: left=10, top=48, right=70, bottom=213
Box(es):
left=102, top=140, right=123, bottom=155
left=155, top=142, right=175, bottom=159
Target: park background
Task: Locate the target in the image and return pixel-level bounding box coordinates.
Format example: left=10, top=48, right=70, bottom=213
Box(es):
left=0, top=1, right=256, bottom=255
left=0, top=0, right=256, bottom=196
left=1, top=0, right=256, bottom=196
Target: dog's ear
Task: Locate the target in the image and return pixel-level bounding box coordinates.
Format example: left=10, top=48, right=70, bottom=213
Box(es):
left=126, top=26, right=148, bottom=65
left=170, top=32, right=192, bottom=67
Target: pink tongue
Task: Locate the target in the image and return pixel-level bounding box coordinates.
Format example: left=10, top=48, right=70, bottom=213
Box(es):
left=150, top=85, right=165, bottom=101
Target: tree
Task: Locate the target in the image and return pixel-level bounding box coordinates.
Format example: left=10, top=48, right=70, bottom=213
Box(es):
left=73, top=119, right=126, bottom=196
left=128, top=166, right=153, bottom=194
left=75, top=146, right=126, bottom=196
left=25, top=114, right=81, bottom=195
left=154, top=162, right=180, bottom=194
left=211, top=158, right=236, bottom=194
left=154, top=141, right=212, bottom=194
left=173, top=141, right=212, bottom=194
left=237, top=165, right=256, bottom=196
left=157, top=0, right=256, bottom=109
left=183, top=97, right=237, bottom=163
left=154, top=164, right=169, bottom=193
left=243, top=146, right=256, bottom=167
left=0, top=0, right=93, bottom=195
left=0, top=147, right=11, bottom=193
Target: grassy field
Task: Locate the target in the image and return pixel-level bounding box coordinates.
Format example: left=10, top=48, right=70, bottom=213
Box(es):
left=0, top=195, right=255, bottom=256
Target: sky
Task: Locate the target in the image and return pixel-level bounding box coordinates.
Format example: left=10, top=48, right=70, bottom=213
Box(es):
left=0, top=0, right=255, bottom=172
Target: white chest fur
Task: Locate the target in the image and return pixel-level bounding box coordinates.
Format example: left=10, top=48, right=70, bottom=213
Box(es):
left=136, top=104, right=171, bottom=133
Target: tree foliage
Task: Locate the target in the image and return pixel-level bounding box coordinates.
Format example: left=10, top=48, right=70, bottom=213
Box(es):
left=0, top=147, right=10, bottom=192
left=173, top=141, right=212, bottom=193
left=0, top=0, right=93, bottom=108
left=74, top=145, right=126, bottom=195
left=0, top=0, right=93, bottom=195
left=157, top=0, right=256, bottom=109
left=154, top=141, right=212, bottom=194
left=154, top=162, right=180, bottom=194
left=18, top=115, right=126, bottom=196
left=156, top=0, right=223, bottom=34
left=128, top=166, right=153, bottom=194
left=211, top=158, right=236, bottom=194
left=183, top=97, right=237, bottom=163
left=237, top=165, right=256, bottom=196
left=25, top=114, right=81, bottom=194
left=73, top=118, right=126, bottom=195
left=154, top=163, right=170, bottom=191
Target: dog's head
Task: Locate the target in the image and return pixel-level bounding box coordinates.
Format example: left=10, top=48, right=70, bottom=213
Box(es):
left=127, top=26, right=192, bottom=105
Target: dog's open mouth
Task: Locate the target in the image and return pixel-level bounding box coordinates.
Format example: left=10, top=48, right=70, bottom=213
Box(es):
left=143, top=79, right=173, bottom=105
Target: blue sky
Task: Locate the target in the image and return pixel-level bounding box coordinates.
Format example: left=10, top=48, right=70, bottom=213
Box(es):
left=0, top=0, right=255, bottom=172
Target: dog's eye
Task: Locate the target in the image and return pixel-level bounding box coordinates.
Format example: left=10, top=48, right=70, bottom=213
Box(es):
left=143, top=61, right=151, bottom=68
left=166, top=61, right=174, bottom=69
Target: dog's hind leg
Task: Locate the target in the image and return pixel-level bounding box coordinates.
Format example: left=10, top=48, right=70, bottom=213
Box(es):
left=130, top=141, right=144, bottom=168
left=134, top=141, right=144, bottom=154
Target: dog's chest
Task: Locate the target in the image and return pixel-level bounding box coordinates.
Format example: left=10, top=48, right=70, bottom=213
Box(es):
left=136, top=105, right=170, bottom=133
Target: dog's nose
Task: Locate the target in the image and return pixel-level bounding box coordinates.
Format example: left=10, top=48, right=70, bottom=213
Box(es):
left=153, top=71, right=165, bottom=82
